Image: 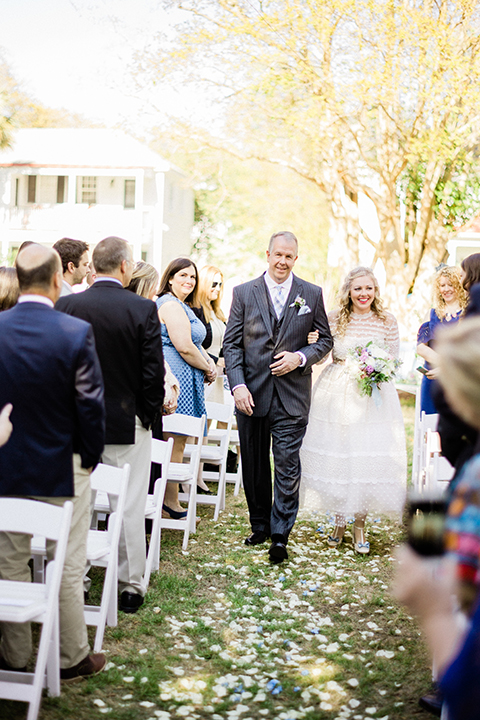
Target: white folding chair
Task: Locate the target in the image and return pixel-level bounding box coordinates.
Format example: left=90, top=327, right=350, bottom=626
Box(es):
left=411, top=385, right=422, bottom=488
left=426, top=433, right=455, bottom=494
left=162, top=413, right=206, bottom=550
left=220, top=393, right=243, bottom=496
left=185, top=401, right=233, bottom=520
left=0, top=498, right=73, bottom=720
left=85, top=462, right=130, bottom=651
left=417, top=411, right=440, bottom=493
left=32, top=463, right=130, bottom=653
left=143, top=437, right=174, bottom=588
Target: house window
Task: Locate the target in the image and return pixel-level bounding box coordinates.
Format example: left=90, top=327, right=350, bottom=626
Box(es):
left=37, top=176, right=57, bottom=204
left=14, top=178, right=19, bottom=207
left=124, top=179, right=135, bottom=209
left=57, top=176, right=66, bottom=204
left=27, top=175, right=37, bottom=203
left=81, top=177, right=96, bottom=204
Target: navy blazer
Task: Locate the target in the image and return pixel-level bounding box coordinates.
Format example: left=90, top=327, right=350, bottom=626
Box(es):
left=223, top=273, right=333, bottom=418
left=0, top=301, right=105, bottom=497
left=57, top=281, right=165, bottom=444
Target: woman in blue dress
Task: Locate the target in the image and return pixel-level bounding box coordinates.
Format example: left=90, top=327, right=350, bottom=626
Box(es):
left=156, top=258, right=217, bottom=518
left=417, top=266, right=467, bottom=414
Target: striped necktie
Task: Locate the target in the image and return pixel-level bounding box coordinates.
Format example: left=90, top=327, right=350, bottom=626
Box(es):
left=272, top=285, right=285, bottom=319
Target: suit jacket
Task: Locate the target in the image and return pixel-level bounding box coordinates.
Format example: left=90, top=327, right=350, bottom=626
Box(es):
left=56, top=280, right=165, bottom=445
left=0, top=301, right=105, bottom=497
left=223, top=273, right=333, bottom=418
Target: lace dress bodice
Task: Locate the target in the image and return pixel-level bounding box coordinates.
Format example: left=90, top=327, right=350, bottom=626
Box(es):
left=329, top=309, right=400, bottom=362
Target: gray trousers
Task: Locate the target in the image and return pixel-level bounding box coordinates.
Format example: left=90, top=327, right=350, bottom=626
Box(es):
left=0, top=454, right=91, bottom=669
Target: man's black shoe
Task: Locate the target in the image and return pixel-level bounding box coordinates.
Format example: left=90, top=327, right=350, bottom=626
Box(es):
left=419, top=690, right=443, bottom=717
left=120, top=591, right=144, bottom=614
left=245, top=531, right=269, bottom=546
left=268, top=541, right=288, bottom=563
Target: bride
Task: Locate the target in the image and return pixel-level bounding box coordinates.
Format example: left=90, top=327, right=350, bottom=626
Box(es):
left=300, top=267, right=407, bottom=554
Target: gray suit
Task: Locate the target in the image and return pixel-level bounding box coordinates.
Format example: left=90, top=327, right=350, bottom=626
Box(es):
left=224, top=273, right=332, bottom=540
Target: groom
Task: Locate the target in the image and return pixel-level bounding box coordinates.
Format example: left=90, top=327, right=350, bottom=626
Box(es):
left=223, top=231, right=333, bottom=562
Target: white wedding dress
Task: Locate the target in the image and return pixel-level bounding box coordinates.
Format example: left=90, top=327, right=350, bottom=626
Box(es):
left=300, top=309, right=407, bottom=520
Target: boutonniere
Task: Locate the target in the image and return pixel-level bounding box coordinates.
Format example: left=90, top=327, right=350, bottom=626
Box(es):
left=290, top=295, right=311, bottom=316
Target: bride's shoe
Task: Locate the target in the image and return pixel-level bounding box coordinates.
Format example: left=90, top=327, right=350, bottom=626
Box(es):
left=327, top=525, right=345, bottom=548
left=353, top=525, right=370, bottom=554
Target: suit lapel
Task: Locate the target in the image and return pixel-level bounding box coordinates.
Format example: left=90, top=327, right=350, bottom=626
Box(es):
left=253, top=276, right=275, bottom=340
left=275, top=275, right=302, bottom=347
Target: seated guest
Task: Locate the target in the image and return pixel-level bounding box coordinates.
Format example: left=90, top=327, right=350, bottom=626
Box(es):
left=0, top=243, right=105, bottom=680
left=52, top=237, right=90, bottom=297
left=0, top=267, right=19, bottom=310
left=395, top=316, right=480, bottom=720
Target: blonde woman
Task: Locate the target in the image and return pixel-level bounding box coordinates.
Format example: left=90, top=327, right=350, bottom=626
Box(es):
left=417, top=266, right=467, bottom=414
left=126, top=262, right=179, bottom=415
left=193, top=265, right=227, bottom=404
left=300, top=267, right=406, bottom=553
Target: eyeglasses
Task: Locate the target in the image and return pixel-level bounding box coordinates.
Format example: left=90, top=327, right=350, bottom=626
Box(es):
left=212, top=281, right=222, bottom=289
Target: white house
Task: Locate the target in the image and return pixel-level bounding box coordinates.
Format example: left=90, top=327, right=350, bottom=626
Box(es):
left=0, top=128, right=194, bottom=270
left=447, top=214, right=480, bottom=265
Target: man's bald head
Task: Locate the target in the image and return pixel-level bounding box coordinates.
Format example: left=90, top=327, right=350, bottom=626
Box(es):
left=16, top=244, right=62, bottom=294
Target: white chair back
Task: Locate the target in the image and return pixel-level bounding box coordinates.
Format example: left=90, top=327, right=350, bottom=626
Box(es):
left=0, top=499, right=73, bottom=720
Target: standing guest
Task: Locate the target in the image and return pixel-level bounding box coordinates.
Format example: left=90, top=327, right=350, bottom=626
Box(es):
left=0, top=266, right=19, bottom=310
left=56, top=237, right=165, bottom=614
left=126, top=261, right=179, bottom=503
left=156, top=258, right=216, bottom=518
left=0, top=244, right=105, bottom=680
left=300, top=267, right=406, bottom=554
left=460, top=252, right=480, bottom=295
left=126, top=261, right=179, bottom=416
left=223, top=231, right=332, bottom=563
left=194, top=265, right=227, bottom=403
left=395, top=316, right=480, bottom=720
left=52, top=238, right=90, bottom=297
left=417, top=266, right=467, bottom=414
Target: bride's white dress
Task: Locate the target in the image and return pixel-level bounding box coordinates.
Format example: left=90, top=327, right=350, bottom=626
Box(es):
left=300, top=309, right=407, bottom=519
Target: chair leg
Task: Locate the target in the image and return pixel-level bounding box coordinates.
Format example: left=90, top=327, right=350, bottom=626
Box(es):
left=234, top=455, right=243, bottom=496
left=45, top=604, right=60, bottom=697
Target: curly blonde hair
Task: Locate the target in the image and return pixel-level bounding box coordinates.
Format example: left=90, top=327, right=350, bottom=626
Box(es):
left=432, top=266, right=467, bottom=319
left=196, top=265, right=226, bottom=323
left=334, top=266, right=387, bottom=337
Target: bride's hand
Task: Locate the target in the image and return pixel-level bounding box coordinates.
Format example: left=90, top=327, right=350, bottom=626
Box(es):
left=307, top=330, right=319, bottom=345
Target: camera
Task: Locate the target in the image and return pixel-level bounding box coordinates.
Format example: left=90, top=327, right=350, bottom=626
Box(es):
left=406, top=492, right=448, bottom=557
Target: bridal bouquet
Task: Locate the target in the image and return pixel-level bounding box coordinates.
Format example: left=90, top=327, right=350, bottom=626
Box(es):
left=346, top=341, right=401, bottom=399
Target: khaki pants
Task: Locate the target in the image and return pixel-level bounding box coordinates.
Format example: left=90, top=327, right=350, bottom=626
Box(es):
left=0, top=454, right=91, bottom=669
left=102, top=417, right=151, bottom=596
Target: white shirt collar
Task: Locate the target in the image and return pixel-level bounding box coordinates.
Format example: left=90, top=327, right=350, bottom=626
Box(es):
left=264, top=270, right=293, bottom=295
left=62, top=279, right=74, bottom=294
left=18, top=294, right=54, bottom=308
left=93, top=277, right=123, bottom=287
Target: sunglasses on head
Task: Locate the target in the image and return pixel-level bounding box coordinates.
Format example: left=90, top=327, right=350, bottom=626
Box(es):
left=212, top=281, right=222, bottom=288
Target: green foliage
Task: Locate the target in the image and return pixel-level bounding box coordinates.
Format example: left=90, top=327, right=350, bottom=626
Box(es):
left=135, top=0, right=480, bottom=315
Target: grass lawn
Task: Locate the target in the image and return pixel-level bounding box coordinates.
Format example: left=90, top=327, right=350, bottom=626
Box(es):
left=2, top=394, right=432, bottom=720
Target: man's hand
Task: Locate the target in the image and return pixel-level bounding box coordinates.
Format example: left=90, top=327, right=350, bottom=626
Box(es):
left=233, top=386, right=255, bottom=416
left=426, top=367, right=440, bottom=380
left=0, top=403, right=13, bottom=447
left=270, top=351, right=301, bottom=376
